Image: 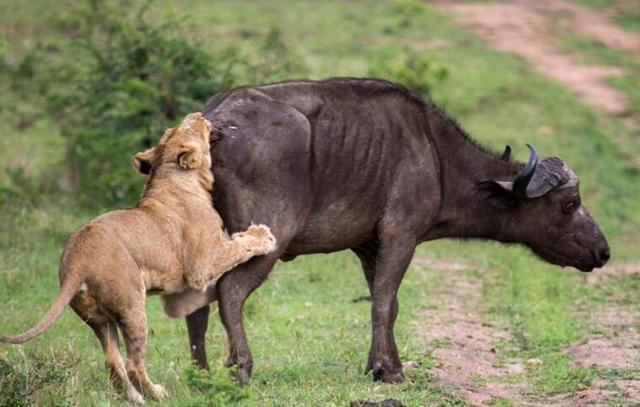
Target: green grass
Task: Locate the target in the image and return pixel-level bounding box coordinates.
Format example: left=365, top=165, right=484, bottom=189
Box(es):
left=1, top=0, right=640, bottom=405
left=570, top=0, right=613, bottom=7
left=616, top=12, right=640, bottom=34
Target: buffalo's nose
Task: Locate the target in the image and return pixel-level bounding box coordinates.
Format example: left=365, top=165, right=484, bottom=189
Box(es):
left=593, top=247, right=610, bottom=267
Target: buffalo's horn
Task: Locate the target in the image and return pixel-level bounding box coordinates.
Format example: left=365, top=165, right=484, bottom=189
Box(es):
left=512, top=144, right=538, bottom=199
left=501, top=145, right=512, bottom=162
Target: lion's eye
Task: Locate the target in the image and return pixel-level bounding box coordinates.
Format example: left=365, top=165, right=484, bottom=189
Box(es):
left=562, top=199, right=579, bottom=214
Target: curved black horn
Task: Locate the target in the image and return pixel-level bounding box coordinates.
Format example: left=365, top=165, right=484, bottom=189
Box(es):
left=501, top=145, right=512, bottom=162
left=512, top=144, right=538, bottom=199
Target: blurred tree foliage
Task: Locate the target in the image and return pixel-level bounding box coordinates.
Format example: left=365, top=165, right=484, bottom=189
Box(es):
left=368, top=47, right=448, bottom=96
left=1, top=0, right=447, bottom=209
left=4, top=0, right=307, bottom=208
left=393, top=0, right=428, bottom=30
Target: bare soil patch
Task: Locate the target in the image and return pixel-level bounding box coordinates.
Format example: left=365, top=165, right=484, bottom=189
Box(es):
left=435, top=0, right=639, bottom=124
left=412, top=257, right=533, bottom=406
left=550, top=0, right=640, bottom=55
left=568, top=334, right=638, bottom=370
left=412, top=257, right=640, bottom=405
left=564, top=303, right=640, bottom=403
left=585, top=261, right=640, bottom=286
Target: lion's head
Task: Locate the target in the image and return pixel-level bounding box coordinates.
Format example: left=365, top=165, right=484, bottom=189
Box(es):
left=132, top=112, right=213, bottom=175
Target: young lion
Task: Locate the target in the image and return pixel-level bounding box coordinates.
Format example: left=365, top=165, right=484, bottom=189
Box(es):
left=0, top=113, right=276, bottom=403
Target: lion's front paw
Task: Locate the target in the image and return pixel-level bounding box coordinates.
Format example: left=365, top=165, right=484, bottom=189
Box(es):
left=246, top=224, right=277, bottom=255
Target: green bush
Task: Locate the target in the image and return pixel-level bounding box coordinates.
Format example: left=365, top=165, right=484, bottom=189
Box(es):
left=49, top=0, right=246, bottom=206
left=0, top=350, right=79, bottom=407
left=250, top=28, right=308, bottom=83
left=4, top=0, right=306, bottom=208
left=369, top=47, right=448, bottom=96
left=393, top=0, right=427, bottom=29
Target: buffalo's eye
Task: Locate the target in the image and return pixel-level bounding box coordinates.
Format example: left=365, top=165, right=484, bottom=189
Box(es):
left=562, top=199, right=580, bottom=214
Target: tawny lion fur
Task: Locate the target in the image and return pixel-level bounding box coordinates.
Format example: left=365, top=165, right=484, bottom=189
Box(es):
left=0, top=113, right=276, bottom=404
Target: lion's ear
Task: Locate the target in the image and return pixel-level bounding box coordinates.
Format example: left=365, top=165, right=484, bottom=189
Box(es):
left=177, top=143, right=202, bottom=170
left=132, top=147, right=155, bottom=174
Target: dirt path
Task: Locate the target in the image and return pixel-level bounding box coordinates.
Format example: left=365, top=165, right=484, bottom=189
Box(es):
left=435, top=0, right=640, bottom=126
left=412, top=257, right=640, bottom=406
left=412, top=257, right=531, bottom=406
left=561, top=301, right=640, bottom=405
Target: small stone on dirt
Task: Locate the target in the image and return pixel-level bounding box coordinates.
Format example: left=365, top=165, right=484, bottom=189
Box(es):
left=350, top=399, right=405, bottom=407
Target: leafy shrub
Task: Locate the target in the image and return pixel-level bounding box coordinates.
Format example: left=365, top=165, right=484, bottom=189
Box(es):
left=369, top=47, right=448, bottom=96
left=46, top=1, right=247, bottom=206
left=382, top=0, right=428, bottom=35
left=249, top=28, right=308, bottom=84
left=0, top=350, right=79, bottom=407
left=5, top=0, right=306, bottom=208
left=393, top=0, right=428, bottom=29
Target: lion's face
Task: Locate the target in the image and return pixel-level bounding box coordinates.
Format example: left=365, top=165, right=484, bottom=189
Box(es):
left=132, top=113, right=212, bottom=175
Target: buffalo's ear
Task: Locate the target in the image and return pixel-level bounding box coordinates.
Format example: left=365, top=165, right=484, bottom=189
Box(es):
left=132, top=148, right=155, bottom=174
left=477, top=180, right=517, bottom=210
left=177, top=143, right=202, bottom=170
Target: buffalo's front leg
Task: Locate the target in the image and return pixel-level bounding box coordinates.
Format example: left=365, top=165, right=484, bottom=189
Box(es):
left=366, top=236, right=415, bottom=383
left=186, top=305, right=210, bottom=369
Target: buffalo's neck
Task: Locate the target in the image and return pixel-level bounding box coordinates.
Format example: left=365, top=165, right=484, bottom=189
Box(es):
left=423, top=106, right=520, bottom=242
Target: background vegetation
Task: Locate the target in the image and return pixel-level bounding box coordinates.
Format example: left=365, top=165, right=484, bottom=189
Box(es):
left=0, top=0, right=638, bottom=405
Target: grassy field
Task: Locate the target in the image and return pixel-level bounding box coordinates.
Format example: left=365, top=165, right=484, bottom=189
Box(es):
left=1, top=1, right=639, bottom=406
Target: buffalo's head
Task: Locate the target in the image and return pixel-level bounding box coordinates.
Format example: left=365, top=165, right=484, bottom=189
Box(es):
left=482, top=145, right=610, bottom=272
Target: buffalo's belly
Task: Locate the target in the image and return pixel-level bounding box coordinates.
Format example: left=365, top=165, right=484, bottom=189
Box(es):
left=285, top=202, right=379, bottom=255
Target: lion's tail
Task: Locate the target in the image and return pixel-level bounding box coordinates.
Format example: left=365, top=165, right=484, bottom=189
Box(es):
left=0, top=272, right=83, bottom=344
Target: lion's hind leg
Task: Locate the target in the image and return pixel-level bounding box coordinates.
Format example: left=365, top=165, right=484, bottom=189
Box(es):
left=118, top=301, right=168, bottom=401
left=86, top=321, right=145, bottom=404
left=71, top=290, right=145, bottom=404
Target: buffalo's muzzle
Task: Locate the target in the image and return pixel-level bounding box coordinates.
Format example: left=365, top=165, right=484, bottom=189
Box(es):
left=592, top=245, right=611, bottom=268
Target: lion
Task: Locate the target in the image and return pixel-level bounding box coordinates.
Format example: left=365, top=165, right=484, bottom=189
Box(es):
left=0, top=113, right=276, bottom=404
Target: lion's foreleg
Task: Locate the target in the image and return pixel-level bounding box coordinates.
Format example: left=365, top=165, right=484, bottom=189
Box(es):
left=206, top=224, right=277, bottom=281
left=185, top=225, right=276, bottom=292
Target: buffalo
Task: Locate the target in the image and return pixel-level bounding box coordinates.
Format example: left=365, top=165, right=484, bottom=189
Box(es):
left=135, top=78, right=610, bottom=384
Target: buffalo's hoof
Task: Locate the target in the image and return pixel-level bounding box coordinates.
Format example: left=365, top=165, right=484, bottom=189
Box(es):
left=375, top=370, right=404, bottom=384
left=366, top=360, right=404, bottom=384
left=235, top=366, right=251, bottom=386
left=226, top=359, right=252, bottom=386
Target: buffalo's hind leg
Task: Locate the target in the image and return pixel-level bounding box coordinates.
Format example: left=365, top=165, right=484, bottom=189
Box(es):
left=217, top=251, right=284, bottom=385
